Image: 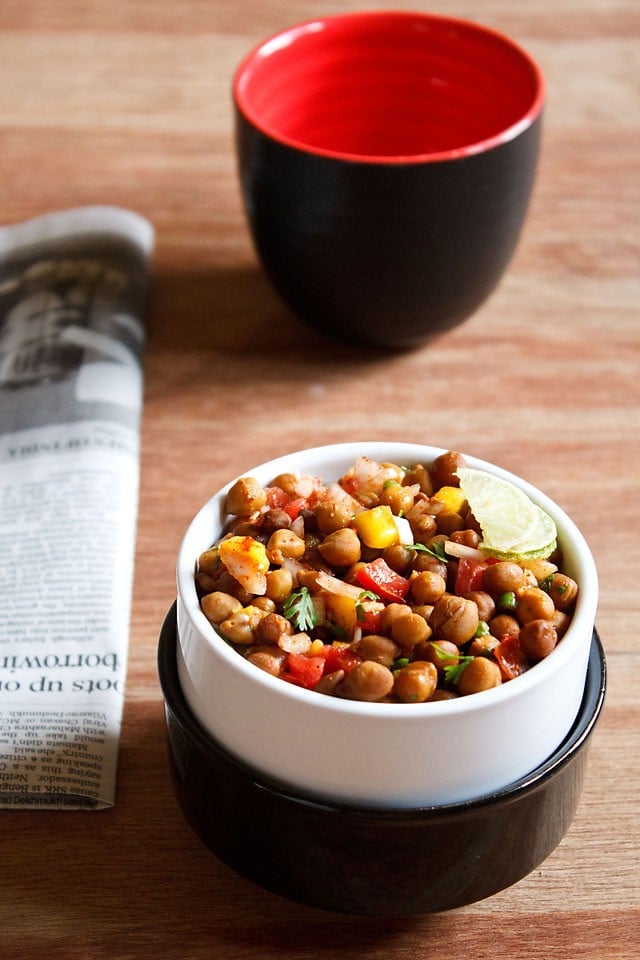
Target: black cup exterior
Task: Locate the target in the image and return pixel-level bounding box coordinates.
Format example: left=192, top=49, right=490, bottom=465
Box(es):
left=159, top=604, right=605, bottom=915
left=235, top=112, right=542, bottom=350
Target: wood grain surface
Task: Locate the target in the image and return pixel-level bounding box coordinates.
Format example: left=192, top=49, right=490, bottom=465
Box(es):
left=1, top=1, right=638, bottom=957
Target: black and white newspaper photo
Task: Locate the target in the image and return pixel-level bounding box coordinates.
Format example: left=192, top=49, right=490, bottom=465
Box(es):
left=0, top=206, right=154, bottom=808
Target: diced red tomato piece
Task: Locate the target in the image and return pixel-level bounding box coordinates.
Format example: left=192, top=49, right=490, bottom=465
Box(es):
left=495, top=636, right=528, bottom=680
left=322, top=645, right=362, bottom=675
left=355, top=600, right=385, bottom=632
left=355, top=558, right=410, bottom=602
left=283, top=497, right=307, bottom=520
left=455, top=558, right=488, bottom=595
left=265, top=486, right=289, bottom=510
left=283, top=654, right=326, bottom=689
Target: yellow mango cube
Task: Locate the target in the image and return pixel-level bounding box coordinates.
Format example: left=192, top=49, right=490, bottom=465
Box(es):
left=352, top=505, right=399, bottom=549
left=432, top=486, right=467, bottom=515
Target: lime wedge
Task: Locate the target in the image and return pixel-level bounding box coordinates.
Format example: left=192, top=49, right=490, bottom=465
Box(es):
left=457, top=467, right=557, bottom=561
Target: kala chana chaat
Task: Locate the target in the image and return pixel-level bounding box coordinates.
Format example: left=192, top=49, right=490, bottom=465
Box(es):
left=196, top=451, right=579, bottom=704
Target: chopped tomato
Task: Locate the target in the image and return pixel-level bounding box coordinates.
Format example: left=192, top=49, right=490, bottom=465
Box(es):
left=355, top=600, right=385, bottom=632
left=356, top=557, right=410, bottom=602
left=283, top=497, right=307, bottom=520
left=265, top=487, right=307, bottom=520
left=495, top=636, right=528, bottom=680
left=322, top=645, right=362, bottom=675
left=455, top=558, right=488, bottom=595
left=283, top=654, right=326, bottom=689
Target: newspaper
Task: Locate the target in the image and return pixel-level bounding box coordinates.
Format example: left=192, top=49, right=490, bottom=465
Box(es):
left=0, top=207, right=154, bottom=808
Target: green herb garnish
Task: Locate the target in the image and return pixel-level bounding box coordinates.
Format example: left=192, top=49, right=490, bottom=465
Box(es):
left=431, top=642, right=473, bottom=684
left=391, top=657, right=410, bottom=673
left=408, top=541, right=449, bottom=563
left=282, top=586, right=320, bottom=632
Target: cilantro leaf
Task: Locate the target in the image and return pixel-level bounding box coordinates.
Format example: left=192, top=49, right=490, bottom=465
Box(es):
left=282, top=587, right=320, bottom=632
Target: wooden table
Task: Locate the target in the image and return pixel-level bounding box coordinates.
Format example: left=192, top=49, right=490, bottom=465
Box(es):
left=1, top=1, right=638, bottom=956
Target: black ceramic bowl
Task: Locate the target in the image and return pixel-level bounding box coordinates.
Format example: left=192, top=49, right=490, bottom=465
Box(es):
left=158, top=603, right=606, bottom=916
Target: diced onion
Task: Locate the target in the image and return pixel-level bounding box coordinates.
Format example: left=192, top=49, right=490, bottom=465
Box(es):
left=443, top=541, right=486, bottom=561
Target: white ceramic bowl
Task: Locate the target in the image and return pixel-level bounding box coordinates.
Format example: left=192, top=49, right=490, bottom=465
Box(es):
left=176, top=442, right=598, bottom=809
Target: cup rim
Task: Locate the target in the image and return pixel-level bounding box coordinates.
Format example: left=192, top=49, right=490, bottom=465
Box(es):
left=233, top=10, right=546, bottom=165
left=177, top=441, right=598, bottom=724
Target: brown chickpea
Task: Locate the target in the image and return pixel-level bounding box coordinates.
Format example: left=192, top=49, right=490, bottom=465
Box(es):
left=391, top=612, right=431, bottom=651
left=255, top=612, right=293, bottom=646
left=457, top=656, right=502, bottom=695
left=261, top=508, right=291, bottom=533
left=412, top=553, right=448, bottom=579
left=314, top=669, right=345, bottom=696
left=547, top=573, right=579, bottom=611
left=219, top=605, right=265, bottom=645
left=383, top=543, right=415, bottom=575
left=318, top=527, right=361, bottom=567
left=315, top=500, right=353, bottom=535
left=225, top=477, right=267, bottom=517
left=393, top=661, right=438, bottom=703
left=379, top=602, right=412, bottom=634
left=489, top=614, right=520, bottom=641
left=430, top=450, right=466, bottom=489
left=483, top=561, right=527, bottom=595
left=411, top=604, right=434, bottom=622
left=421, top=639, right=459, bottom=674
left=338, top=661, right=395, bottom=702
left=410, top=571, right=447, bottom=605
left=403, top=464, right=433, bottom=495
left=549, top=609, right=571, bottom=639
left=265, top=567, right=294, bottom=603
left=450, top=528, right=481, bottom=549
left=463, top=590, right=496, bottom=623
left=266, top=528, right=306, bottom=564
left=200, top=590, right=242, bottom=625
left=278, top=632, right=312, bottom=654
left=270, top=472, right=302, bottom=497
left=515, top=586, right=555, bottom=624
left=198, top=548, right=220, bottom=575
left=427, top=689, right=459, bottom=702
left=467, top=633, right=500, bottom=656
left=379, top=481, right=415, bottom=515
left=252, top=596, right=276, bottom=613
left=430, top=595, right=479, bottom=646
left=519, top=619, right=558, bottom=660
left=350, top=634, right=400, bottom=667
left=245, top=646, right=286, bottom=676
left=435, top=512, right=466, bottom=535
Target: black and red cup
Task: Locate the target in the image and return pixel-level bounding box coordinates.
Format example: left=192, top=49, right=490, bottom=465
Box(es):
left=233, top=11, right=545, bottom=350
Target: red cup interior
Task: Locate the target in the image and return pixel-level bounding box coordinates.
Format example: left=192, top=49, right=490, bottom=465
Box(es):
left=234, top=11, right=545, bottom=163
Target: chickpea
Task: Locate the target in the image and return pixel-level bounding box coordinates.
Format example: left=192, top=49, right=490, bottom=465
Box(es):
left=515, top=586, right=555, bottom=624
left=403, top=464, right=433, bottom=495
left=383, top=543, right=415, bottom=575
left=219, top=605, right=265, bottom=645
left=483, top=561, right=527, bottom=595
left=393, top=661, right=438, bottom=703
left=547, top=573, right=579, bottom=612
left=278, top=632, right=312, bottom=654
left=391, top=612, right=431, bottom=651
left=379, top=481, right=415, bottom=515
left=266, top=528, right=306, bottom=565
left=457, top=657, right=502, bottom=695
left=410, top=571, right=447, bottom=605
left=350, top=634, right=400, bottom=667
left=467, top=633, right=500, bottom=656
left=261, top=508, right=291, bottom=533
left=430, top=450, right=466, bottom=489
left=379, top=602, right=412, bottom=634
left=338, top=661, right=395, bottom=702
left=315, top=669, right=345, bottom=696
left=412, top=553, right=448, bottom=579
left=427, top=689, right=459, bottom=702
left=450, top=528, right=481, bottom=549
left=245, top=646, right=286, bottom=676
left=271, top=472, right=302, bottom=497
left=318, top=527, right=361, bottom=567
left=411, top=604, right=434, bottom=622
left=430, top=595, right=479, bottom=646
left=549, top=609, right=571, bottom=639
left=255, top=612, right=293, bottom=646
left=200, top=591, right=242, bottom=625
left=489, top=614, right=520, bottom=641
left=315, top=500, right=353, bottom=535
left=265, top=567, right=294, bottom=603
left=435, top=512, right=465, bottom=535
left=421, top=639, right=459, bottom=674
left=225, top=477, right=267, bottom=517
left=463, top=590, right=496, bottom=623
left=519, top=620, right=558, bottom=661
left=252, top=596, right=276, bottom=614
left=198, top=548, right=220, bottom=575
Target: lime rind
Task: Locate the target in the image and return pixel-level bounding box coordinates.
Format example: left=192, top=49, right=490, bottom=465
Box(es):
left=457, top=467, right=558, bottom=562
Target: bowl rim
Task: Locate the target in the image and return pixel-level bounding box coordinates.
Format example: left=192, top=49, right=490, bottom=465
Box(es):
left=177, top=441, right=599, bottom=721
left=232, top=10, right=546, bottom=165
left=160, top=601, right=606, bottom=818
